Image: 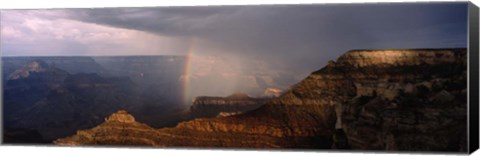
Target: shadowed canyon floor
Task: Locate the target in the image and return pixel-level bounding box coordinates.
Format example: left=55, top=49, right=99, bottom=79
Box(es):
left=53, top=48, right=467, bottom=152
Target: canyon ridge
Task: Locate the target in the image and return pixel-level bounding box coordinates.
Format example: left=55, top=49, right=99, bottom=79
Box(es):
left=54, top=48, right=467, bottom=152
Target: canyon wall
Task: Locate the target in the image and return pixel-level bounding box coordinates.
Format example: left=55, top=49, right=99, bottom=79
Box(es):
left=335, top=49, right=467, bottom=151
left=55, top=48, right=467, bottom=152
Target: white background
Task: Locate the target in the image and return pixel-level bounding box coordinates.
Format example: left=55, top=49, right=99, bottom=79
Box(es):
left=1, top=0, right=479, bottom=156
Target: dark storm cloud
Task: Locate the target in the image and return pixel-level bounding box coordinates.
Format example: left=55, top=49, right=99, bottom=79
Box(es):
left=1, top=3, right=468, bottom=97
left=66, top=7, right=239, bottom=36
left=63, top=3, right=468, bottom=72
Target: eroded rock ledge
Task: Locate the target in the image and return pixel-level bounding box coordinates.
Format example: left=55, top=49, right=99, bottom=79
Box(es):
left=190, top=92, right=270, bottom=118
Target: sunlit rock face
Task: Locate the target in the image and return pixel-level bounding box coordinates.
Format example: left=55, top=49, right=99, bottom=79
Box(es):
left=337, top=49, right=462, bottom=67
left=54, top=110, right=158, bottom=146
left=55, top=48, right=467, bottom=151
left=105, top=110, right=136, bottom=123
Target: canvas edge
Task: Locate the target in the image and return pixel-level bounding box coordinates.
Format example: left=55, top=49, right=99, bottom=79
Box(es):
left=468, top=1, right=479, bottom=154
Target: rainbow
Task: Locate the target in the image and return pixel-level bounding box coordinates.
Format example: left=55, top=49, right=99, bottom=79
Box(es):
left=182, top=37, right=197, bottom=106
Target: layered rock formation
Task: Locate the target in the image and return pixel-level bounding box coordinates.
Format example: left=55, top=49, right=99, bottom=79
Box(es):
left=336, top=49, right=467, bottom=151
left=3, top=60, right=69, bottom=116
left=54, top=110, right=158, bottom=146
left=3, top=62, right=133, bottom=141
left=7, top=60, right=49, bottom=80
left=3, top=57, right=188, bottom=142
left=54, top=48, right=467, bottom=152
left=190, top=92, right=270, bottom=118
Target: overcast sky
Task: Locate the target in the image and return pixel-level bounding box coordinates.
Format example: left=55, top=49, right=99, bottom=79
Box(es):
left=0, top=2, right=468, bottom=73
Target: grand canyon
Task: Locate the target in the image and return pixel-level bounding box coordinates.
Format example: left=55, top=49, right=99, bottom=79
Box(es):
left=2, top=55, right=284, bottom=143
left=3, top=48, right=466, bottom=152
left=1, top=3, right=472, bottom=153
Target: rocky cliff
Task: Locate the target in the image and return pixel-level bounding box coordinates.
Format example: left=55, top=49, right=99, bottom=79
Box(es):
left=54, top=48, right=467, bottom=152
left=190, top=92, right=270, bottom=118
left=3, top=62, right=133, bottom=141
left=7, top=60, right=49, bottom=80
left=335, top=49, right=467, bottom=151
left=3, top=58, right=186, bottom=142
left=54, top=110, right=158, bottom=146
